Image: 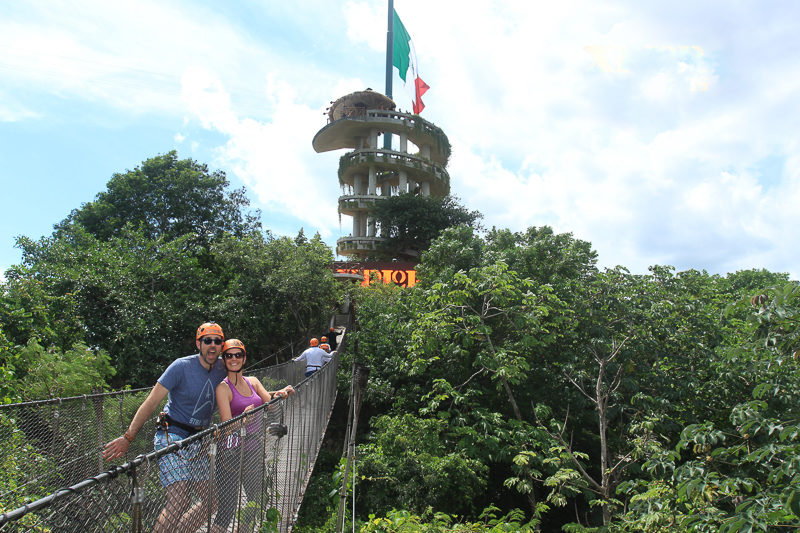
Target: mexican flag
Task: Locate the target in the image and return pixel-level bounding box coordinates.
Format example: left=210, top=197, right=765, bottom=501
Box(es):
left=392, top=10, right=429, bottom=114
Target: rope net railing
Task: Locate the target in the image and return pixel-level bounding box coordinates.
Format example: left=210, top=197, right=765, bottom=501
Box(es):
left=0, top=333, right=343, bottom=532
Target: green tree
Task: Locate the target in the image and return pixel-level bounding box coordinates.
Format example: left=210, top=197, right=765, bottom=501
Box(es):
left=359, top=414, right=489, bottom=517
left=368, top=194, right=482, bottom=260
left=1, top=261, right=85, bottom=353
left=9, top=339, right=115, bottom=399
left=485, top=226, right=597, bottom=301
left=614, top=281, right=800, bottom=532
left=416, top=225, right=486, bottom=283
left=210, top=231, right=339, bottom=363
left=351, top=225, right=798, bottom=529
left=351, top=226, right=604, bottom=527
left=0, top=413, right=54, bottom=522
left=10, top=226, right=222, bottom=386
left=5, top=152, right=338, bottom=387
left=56, top=150, right=260, bottom=244
left=359, top=507, right=536, bottom=532
left=0, top=324, right=20, bottom=404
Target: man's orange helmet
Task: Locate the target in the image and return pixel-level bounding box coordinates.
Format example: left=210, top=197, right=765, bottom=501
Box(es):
left=320, top=343, right=331, bottom=352
left=222, top=339, right=246, bottom=357
left=321, top=336, right=328, bottom=343
left=196, top=322, right=224, bottom=341
left=309, top=338, right=319, bottom=347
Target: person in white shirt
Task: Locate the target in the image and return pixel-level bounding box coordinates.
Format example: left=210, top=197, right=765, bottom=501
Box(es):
left=293, top=338, right=331, bottom=377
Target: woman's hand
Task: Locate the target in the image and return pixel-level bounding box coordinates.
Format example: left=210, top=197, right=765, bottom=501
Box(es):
left=273, top=386, right=294, bottom=399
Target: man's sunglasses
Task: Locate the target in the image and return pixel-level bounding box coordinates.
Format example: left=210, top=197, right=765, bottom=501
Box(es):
left=223, top=352, right=245, bottom=359
left=202, top=337, right=223, bottom=345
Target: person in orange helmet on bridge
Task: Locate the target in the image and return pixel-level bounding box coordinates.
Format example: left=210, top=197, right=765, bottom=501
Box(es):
left=103, top=322, right=228, bottom=533
left=326, top=327, right=338, bottom=351
left=212, top=339, right=294, bottom=532
left=293, top=337, right=331, bottom=378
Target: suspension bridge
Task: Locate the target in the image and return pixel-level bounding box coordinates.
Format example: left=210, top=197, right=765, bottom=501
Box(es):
left=0, top=325, right=350, bottom=532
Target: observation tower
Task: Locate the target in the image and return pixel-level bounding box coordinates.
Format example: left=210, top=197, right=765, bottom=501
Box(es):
left=312, top=89, right=451, bottom=259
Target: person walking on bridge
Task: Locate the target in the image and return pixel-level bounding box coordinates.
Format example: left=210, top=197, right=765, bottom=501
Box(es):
left=293, top=337, right=331, bottom=377
left=102, top=322, right=228, bottom=533
left=212, top=339, right=294, bottom=532
left=320, top=342, right=336, bottom=359
left=326, top=326, right=338, bottom=351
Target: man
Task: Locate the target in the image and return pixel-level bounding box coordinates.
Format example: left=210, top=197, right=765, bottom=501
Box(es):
left=103, top=322, right=228, bottom=533
left=293, top=337, right=331, bottom=377
left=326, top=326, right=338, bottom=351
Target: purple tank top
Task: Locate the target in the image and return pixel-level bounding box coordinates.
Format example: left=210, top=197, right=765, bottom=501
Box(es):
left=226, top=376, right=263, bottom=417
left=223, top=377, right=264, bottom=450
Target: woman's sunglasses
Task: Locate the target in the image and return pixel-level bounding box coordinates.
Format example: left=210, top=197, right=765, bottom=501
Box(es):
left=223, top=352, right=245, bottom=359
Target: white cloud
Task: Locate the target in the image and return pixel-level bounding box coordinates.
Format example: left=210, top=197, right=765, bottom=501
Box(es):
left=343, top=1, right=384, bottom=51
left=0, top=0, right=297, bottom=118
left=3, top=0, right=800, bottom=278
left=180, top=68, right=340, bottom=236
left=0, top=104, right=40, bottom=122
left=346, top=0, right=800, bottom=277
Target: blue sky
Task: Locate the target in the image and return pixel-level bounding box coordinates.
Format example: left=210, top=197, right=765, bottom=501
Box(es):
left=2, top=0, right=799, bottom=279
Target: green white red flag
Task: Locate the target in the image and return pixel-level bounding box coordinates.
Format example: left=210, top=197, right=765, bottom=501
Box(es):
left=392, top=10, right=429, bottom=114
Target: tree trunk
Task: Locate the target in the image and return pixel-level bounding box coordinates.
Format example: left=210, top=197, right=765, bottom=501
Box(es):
left=596, top=358, right=612, bottom=525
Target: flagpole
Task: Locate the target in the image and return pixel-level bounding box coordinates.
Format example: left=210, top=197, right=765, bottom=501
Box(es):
left=384, top=0, right=394, bottom=149
left=385, top=0, right=394, bottom=100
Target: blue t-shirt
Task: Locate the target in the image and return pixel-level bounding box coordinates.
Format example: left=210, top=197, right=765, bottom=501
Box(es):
left=158, top=354, right=227, bottom=438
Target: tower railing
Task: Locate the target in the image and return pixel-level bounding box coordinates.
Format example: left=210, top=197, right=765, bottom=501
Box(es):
left=338, top=149, right=450, bottom=189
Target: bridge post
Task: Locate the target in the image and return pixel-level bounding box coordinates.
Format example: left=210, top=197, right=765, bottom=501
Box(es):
left=335, top=361, right=370, bottom=533
left=131, top=467, right=144, bottom=533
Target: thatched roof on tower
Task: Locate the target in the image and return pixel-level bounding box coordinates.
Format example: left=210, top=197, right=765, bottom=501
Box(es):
left=328, top=89, right=396, bottom=122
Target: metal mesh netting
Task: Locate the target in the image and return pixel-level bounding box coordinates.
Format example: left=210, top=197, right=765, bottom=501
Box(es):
left=0, top=338, right=341, bottom=532
left=1, top=388, right=152, bottom=507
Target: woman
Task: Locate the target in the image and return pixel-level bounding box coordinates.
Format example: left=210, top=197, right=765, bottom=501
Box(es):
left=213, top=339, right=294, bottom=532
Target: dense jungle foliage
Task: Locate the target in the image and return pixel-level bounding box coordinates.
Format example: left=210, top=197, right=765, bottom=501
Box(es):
left=308, top=225, right=799, bottom=532
left=2, top=152, right=799, bottom=531
left=0, top=151, right=339, bottom=397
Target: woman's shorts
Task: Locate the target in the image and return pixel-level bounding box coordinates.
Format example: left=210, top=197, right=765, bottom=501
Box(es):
left=154, top=430, right=210, bottom=486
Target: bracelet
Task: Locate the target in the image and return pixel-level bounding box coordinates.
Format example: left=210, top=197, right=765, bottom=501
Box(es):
left=123, top=431, right=134, bottom=443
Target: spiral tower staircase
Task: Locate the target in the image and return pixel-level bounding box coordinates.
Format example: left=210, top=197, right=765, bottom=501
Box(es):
left=313, top=90, right=451, bottom=259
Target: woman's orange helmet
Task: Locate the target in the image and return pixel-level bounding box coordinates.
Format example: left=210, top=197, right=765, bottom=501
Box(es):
left=222, top=339, right=246, bottom=357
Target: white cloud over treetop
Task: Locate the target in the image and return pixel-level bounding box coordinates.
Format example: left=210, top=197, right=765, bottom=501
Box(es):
left=1, top=0, right=799, bottom=277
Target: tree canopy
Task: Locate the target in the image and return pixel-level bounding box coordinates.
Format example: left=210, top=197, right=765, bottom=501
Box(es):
left=338, top=225, right=798, bottom=531
left=367, top=193, right=482, bottom=260
left=55, top=150, right=261, bottom=243
left=2, top=152, right=337, bottom=389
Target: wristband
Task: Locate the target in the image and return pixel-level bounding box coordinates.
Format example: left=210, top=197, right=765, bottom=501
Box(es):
left=123, top=431, right=134, bottom=443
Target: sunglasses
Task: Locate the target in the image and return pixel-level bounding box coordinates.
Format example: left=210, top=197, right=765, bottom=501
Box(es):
left=202, top=337, right=223, bottom=345
left=223, top=352, right=245, bottom=359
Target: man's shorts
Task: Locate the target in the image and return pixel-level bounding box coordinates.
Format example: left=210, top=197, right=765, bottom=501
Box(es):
left=154, top=430, right=210, bottom=486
